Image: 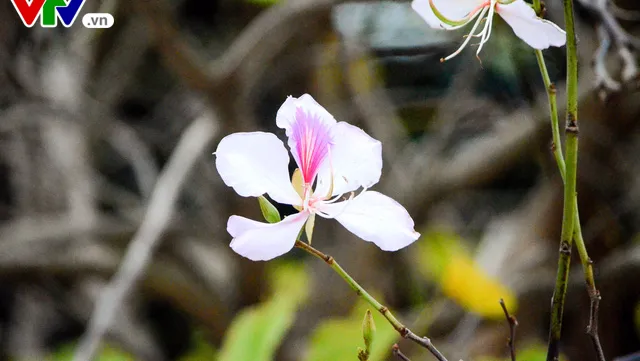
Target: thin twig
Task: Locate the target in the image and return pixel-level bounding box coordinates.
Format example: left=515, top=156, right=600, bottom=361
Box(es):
left=575, top=214, right=606, bottom=361
left=577, top=0, right=640, bottom=94
left=499, top=299, right=518, bottom=361
left=392, top=344, right=413, bottom=361
left=71, top=115, right=218, bottom=361
left=295, top=241, right=448, bottom=361
left=587, top=288, right=605, bottom=361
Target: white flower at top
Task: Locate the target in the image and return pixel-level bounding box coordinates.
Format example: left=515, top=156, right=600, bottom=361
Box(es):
left=411, top=0, right=567, bottom=61
left=215, top=94, right=420, bottom=261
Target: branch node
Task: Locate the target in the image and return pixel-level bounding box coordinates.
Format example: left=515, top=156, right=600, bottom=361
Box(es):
left=559, top=241, right=572, bottom=255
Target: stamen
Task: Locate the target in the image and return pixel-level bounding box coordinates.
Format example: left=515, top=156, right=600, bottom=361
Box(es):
left=321, top=192, right=356, bottom=219
left=476, top=0, right=497, bottom=56
left=324, top=192, right=347, bottom=204
left=441, top=7, right=489, bottom=62
left=324, top=147, right=335, bottom=199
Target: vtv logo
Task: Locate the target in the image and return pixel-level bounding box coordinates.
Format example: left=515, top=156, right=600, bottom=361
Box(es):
left=11, top=0, right=86, bottom=28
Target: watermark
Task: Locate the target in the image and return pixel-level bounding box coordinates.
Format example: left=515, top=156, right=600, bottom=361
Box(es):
left=11, top=0, right=114, bottom=28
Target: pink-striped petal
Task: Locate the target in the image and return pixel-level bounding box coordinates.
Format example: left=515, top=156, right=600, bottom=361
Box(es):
left=276, top=94, right=336, bottom=185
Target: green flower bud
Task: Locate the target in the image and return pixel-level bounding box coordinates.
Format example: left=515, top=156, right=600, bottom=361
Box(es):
left=362, top=309, right=376, bottom=353
left=258, top=196, right=281, bottom=223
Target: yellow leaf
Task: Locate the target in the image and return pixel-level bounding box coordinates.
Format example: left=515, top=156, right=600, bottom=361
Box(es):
left=441, top=254, right=517, bottom=319
left=415, top=227, right=517, bottom=319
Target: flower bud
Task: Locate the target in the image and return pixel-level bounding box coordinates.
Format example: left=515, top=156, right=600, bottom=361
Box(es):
left=258, top=196, right=281, bottom=223
left=362, top=309, right=376, bottom=353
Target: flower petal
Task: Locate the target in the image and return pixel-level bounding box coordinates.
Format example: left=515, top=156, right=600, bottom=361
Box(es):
left=315, top=122, right=382, bottom=196
left=411, top=0, right=482, bottom=29
left=227, top=212, right=309, bottom=261
left=497, top=0, right=566, bottom=49
left=318, top=191, right=420, bottom=251
left=215, top=132, right=301, bottom=205
left=276, top=94, right=336, bottom=184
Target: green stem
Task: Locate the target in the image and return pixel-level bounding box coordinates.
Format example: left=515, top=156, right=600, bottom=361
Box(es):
left=533, top=3, right=604, bottom=358
left=295, top=240, right=448, bottom=361
left=537, top=41, right=607, bottom=361
left=535, top=49, right=565, bottom=179
left=547, top=131, right=577, bottom=361
left=546, top=0, right=580, bottom=360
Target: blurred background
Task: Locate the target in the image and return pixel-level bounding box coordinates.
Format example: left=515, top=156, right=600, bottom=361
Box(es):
left=0, top=0, right=639, bottom=360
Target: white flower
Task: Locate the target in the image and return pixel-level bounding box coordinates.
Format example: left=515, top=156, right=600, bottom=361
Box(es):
left=411, top=0, right=566, bottom=61
left=215, top=94, right=420, bottom=261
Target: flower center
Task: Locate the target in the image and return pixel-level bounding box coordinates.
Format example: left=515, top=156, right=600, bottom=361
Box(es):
left=432, top=0, right=509, bottom=62
left=292, top=167, right=355, bottom=218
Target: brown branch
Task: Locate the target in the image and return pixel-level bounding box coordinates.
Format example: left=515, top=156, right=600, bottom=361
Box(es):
left=392, top=344, right=413, bottom=361
left=499, top=298, right=518, bottom=361
left=133, top=0, right=344, bottom=132
left=587, top=288, right=606, bottom=361
left=578, top=0, right=639, bottom=95
left=72, top=114, right=218, bottom=361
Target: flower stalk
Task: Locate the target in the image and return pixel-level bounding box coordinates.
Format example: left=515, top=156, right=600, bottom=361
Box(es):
left=294, top=240, right=449, bottom=361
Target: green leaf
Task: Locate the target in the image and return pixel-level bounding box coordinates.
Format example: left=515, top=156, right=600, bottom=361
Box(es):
left=48, top=343, right=133, bottom=361
left=218, top=262, right=309, bottom=361
left=414, top=227, right=463, bottom=281
left=178, top=330, right=218, bottom=361
left=306, top=299, right=397, bottom=361
left=477, top=343, right=568, bottom=361
left=246, top=0, right=280, bottom=7
left=258, top=195, right=281, bottom=223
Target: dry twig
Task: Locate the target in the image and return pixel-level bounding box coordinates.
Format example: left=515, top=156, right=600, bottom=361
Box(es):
left=578, top=0, right=640, bottom=96
left=72, top=114, right=218, bottom=361
left=499, top=299, right=518, bottom=361
left=392, top=344, right=413, bottom=361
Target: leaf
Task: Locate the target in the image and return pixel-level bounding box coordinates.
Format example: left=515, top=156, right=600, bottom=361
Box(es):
left=48, top=343, right=133, bottom=361
left=178, top=330, right=218, bottom=361
left=441, top=254, right=517, bottom=319
left=218, top=262, right=309, bottom=361
left=414, top=227, right=465, bottom=281
left=415, top=227, right=517, bottom=319
left=476, top=343, right=568, bottom=361
left=306, top=299, right=397, bottom=361
left=245, top=0, right=280, bottom=7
